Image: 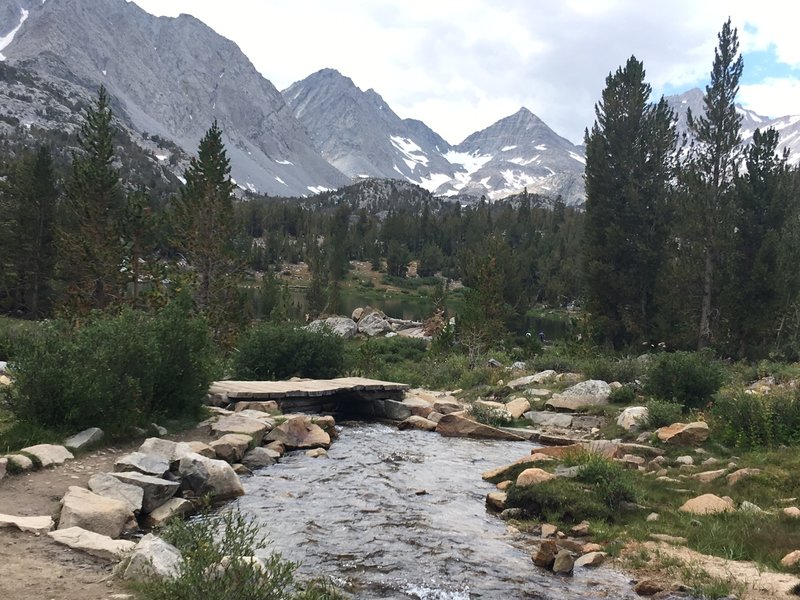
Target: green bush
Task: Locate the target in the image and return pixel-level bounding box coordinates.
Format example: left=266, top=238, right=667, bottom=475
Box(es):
left=583, top=356, right=642, bottom=384
left=711, top=390, right=800, bottom=449
left=8, top=301, right=215, bottom=435
left=574, top=453, right=637, bottom=510
left=233, top=323, right=344, bottom=380
left=645, top=398, right=684, bottom=429
left=138, top=508, right=345, bottom=600
left=469, top=402, right=513, bottom=427
left=642, top=351, right=724, bottom=409
left=609, top=385, right=636, bottom=404
left=506, top=478, right=611, bottom=523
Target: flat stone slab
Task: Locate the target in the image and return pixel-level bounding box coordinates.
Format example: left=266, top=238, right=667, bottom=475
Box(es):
left=49, top=527, right=135, bottom=561
left=64, top=427, right=104, bottom=451
left=138, top=438, right=193, bottom=463
left=209, top=377, right=409, bottom=400
left=114, top=452, right=170, bottom=477
left=212, top=415, right=270, bottom=443
left=110, top=472, right=180, bottom=513
left=58, top=486, right=134, bottom=538
left=20, top=444, right=74, bottom=467
left=88, top=473, right=145, bottom=513
left=0, top=513, right=54, bottom=534
left=143, top=498, right=194, bottom=528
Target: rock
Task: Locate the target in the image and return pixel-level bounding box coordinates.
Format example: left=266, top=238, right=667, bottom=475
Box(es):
left=58, top=486, right=135, bottom=538
left=149, top=423, right=168, bottom=436
left=398, top=415, right=438, bottom=432
left=143, top=498, right=194, bottom=528
left=212, top=414, right=270, bottom=443
left=305, top=316, right=358, bottom=338
left=726, top=468, right=762, bottom=486
left=0, top=457, right=5, bottom=480
left=617, top=407, right=649, bottom=431
left=138, top=438, right=194, bottom=464
left=401, top=396, right=434, bottom=417
left=655, top=422, right=710, bottom=446
left=541, top=523, right=558, bottom=538
left=675, top=455, right=694, bottom=466
left=739, top=501, right=766, bottom=513
left=436, top=413, right=525, bottom=441
left=49, top=527, right=135, bottom=561
left=783, top=507, right=800, bottom=518
left=505, top=397, right=531, bottom=419
left=88, top=473, right=145, bottom=513
left=233, top=463, right=252, bottom=476
left=620, top=454, right=646, bottom=468
left=582, top=440, right=622, bottom=459
left=110, top=472, right=180, bottom=513
left=432, top=398, right=463, bottom=414
left=552, top=549, right=574, bottom=575
left=20, top=444, right=74, bottom=467
left=575, top=551, right=606, bottom=567
left=234, top=400, right=280, bottom=414
left=650, top=533, right=687, bottom=544
left=426, top=411, right=444, bottom=424
left=509, top=372, right=553, bottom=389
left=374, top=398, right=413, bottom=421
left=123, top=534, right=182, bottom=581
left=0, top=513, right=54, bottom=534
left=532, top=540, right=557, bottom=568
left=186, top=441, right=216, bottom=459
left=511, top=361, right=527, bottom=370
left=582, top=543, right=603, bottom=553
left=500, top=507, right=524, bottom=520
left=679, top=494, right=735, bottom=515
left=4, top=454, right=33, bottom=471
left=496, top=480, right=512, bottom=491
left=351, top=307, right=365, bottom=321
left=64, top=427, right=104, bottom=451
left=357, top=311, right=392, bottom=336
left=264, top=441, right=285, bottom=455
left=516, top=468, right=556, bottom=487
left=634, top=579, right=665, bottom=596
left=646, top=512, right=660, bottom=522
left=306, top=448, right=328, bottom=458
left=265, top=416, right=330, bottom=449
left=0, top=374, right=10, bottom=386
left=571, top=415, right=605, bottom=430
left=693, top=469, right=726, bottom=483
left=311, top=415, right=337, bottom=438
left=486, top=492, right=507, bottom=511
left=780, top=550, right=800, bottom=567
left=210, top=433, right=252, bottom=463
left=571, top=521, right=590, bottom=536
left=178, top=452, right=245, bottom=501
left=546, top=380, right=611, bottom=412
left=114, top=452, right=170, bottom=477
left=242, top=447, right=278, bottom=470
left=525, top=411, right=573, bottom=428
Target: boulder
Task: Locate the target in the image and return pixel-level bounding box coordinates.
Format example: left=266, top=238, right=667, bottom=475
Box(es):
left=482, top=456, right=543, bottom=481
left=552, top=549, right=574, bottom=575
left=312, top=415, right=338, bottom=438
left=679, top=494, right=735, bottom=515
left=88, top=473, right=144, bottom=513
left=401, top=396, right=434, bottom=417
left=49, top=527, right=135, bottom=561
left=305, top=316, right=358, bottom=338
left=110, top=472, right=180, bottom=513
left=525, top=411, right=573, bottom=428
left=114, top=452, right=170, bottom=477
left=546, top=380, right=611, bottom=412
left=783, top=507, right=800, bottom=519
left=241, top=447, right=279, bottom=470
left=20, top=444, right=73, bottom=467
left=574, top=551, right=606, bottom=568
left=178, top=452, right=245, bottom=501
left=374, top=398, right=413, bottom=421
left=306, top=448, right=328, bottom=458
left=516, top=468, right=556, bottom=487
left=0, top=513, right=54, bottom=534
left=186, top=441, right=216, bottom=459
left=143, top=498, right=195, bottom=528
left=351, top=307, right=365, bottom=321
left=210, top=433, right=252, bottom=463
left=485, top=492, right=507, bottom=512
left=264, top=416, right=330, bottom=450
left=532, top=540, right=557, bottom=568
left=432, top=398, right=463, bottom=415
left=507, top=371, right=554, bottom=389
left=616, top=407, right=649, bottom=431
left=571, top=521, right=590, bottom=537
left=505, top=397, right=531, bottom=419
left=64, top=427, right=104, bottom=451
left=692, top=469, right=726, bottom=483
left=123, top=534, right=182, bottom=581
left=212, top=414, right=270, bottom=443
left=781, top=550, right=800, bottom=568
left=541, top=523, right=558, bottom=538
left=634, top=579, right=666, bottom=596
left=357, top=311, right=392, bottom=336
left=138, top=438, right=193, bottom=464
left=426, top=411, right=444, bottom=424
left=398, top=416, right=438, bottom=432
left=435, top=413, right=526, bottom=441
left=234, top=401, right=280, bottom=414
left=58, top=486, right=135, bottom=538
left=655, top=422, right=710, bottom=445
left=726, top=468, right=762, bottom=486
left=4, top=454, right=33, bottom=471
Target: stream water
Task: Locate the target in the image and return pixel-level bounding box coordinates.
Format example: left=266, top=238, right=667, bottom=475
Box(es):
left=238, top=423, right=639, bottom=599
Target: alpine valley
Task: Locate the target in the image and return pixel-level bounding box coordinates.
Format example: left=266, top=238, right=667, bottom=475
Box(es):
left=1, top=0, right=798, bottom=205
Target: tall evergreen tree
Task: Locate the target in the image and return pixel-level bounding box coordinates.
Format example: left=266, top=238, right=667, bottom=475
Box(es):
left=683, top=18, right=743, bottom=349
left=583, top=56, right=676, bottom=348
left=59, top=85, right=124, bottom=311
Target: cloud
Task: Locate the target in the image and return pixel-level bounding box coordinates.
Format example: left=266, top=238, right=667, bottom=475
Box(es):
left=740, top=78, right=800, bottom=119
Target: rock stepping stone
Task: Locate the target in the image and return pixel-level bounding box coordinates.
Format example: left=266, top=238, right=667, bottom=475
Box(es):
left=20, top=444, right=74, bottom=467
left=123, top=534, right=183, bottom=581
left=58, top=486, right=135, bottom=538
left=212, top=414, right=270, bottom=443
left=109, top=472, right=180, bottom=513
left=0, top=513, right=54, bottom=534
left=114, top=452, right=170, bottom=477
left=143, top=498, right=194, bottom=529
left=4, top=454, right=34, bottom=471
left=49, top=527, right=135, bottom=561
left=178, top=452, right=244, bottom=501
left=88, top=473, right=145, bottom=513
left=64, top=427, right=104, bottom=451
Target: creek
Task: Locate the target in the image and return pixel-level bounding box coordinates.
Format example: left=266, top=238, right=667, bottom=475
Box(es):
left=238, top=423, right=638, bottom=599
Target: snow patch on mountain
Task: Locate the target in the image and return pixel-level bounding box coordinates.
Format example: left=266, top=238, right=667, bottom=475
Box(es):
left=0, top=8, right=28, bottom=61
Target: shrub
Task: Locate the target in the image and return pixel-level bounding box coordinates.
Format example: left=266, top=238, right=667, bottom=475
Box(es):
left=469, top=402, right=513, bottom=427
left=583, top=356, right=642, bottom=384
left=642, top=351, right=725, bottom=409
left=8, top=301, right=215, bottom=434
left=711, top=390, right=800, bottom=449
left=506, top=478, right=611, bottom=523
left=645, top=398, right=683, bottom=429
left=609, top=385, right=636, bottom=404
left=574, top=453, right=637, bottom=510
left=233, top=323, right=344, bottom=380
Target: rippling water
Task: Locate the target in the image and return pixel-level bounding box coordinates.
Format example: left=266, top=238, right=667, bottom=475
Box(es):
left=238, top=422, right=638, bottom=599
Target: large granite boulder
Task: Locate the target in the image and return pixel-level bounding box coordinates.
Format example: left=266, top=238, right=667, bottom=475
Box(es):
left=525, top=411, right=573, bottom=428
left=20, top=444, right=74, bottom=467
left=212, top=414, right=270, bottom=443
left=264, top=416, right=330, bottom=450
left=114, top=452, right=170, bottom=477
left=516, top=468, right=556, bottom=487
left=306, top=316, right=358, bottom=338
left=64, top=428, right=104, bottom=451
left=143, top=498, right=194, bottom=529
left=138, top=438, right=194, bottom=464
left=357, top=311, right=392, bottom=336
left=88, top=473, right=145, bottom=513
left=505, top=397, right=531, bottom=419
left=110, top=472, right=180, bottom=513
left=49, top=527, right=135, bottom=561
left=241, top=447, right=279, bottom=470
left=398, top=416, right=438, bottom=431
left=58, top=486, right=135, bottom=538
left=546, top=380, right=611, bottom=412
left=435, top=413, right=525, bottom=441
left=373, top=398, right=413, bottom=421
left=178, top=452, right=245, bottom=501
left=210, top=433, right=252, bottom=463
left=617, top=407, right=649, bottom=431
left=679, top=494, right=735, bottom=515
left=656, top=422, right=710, bottom=446
left=123, top=534, right=183, bottom=581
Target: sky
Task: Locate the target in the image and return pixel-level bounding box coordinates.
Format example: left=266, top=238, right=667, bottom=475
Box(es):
left=129, top=0, right=800, bottom=146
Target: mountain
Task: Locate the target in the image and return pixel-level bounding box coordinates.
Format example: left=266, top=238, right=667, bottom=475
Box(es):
left=284, top=70, right=585, bottom=204
left=0, top=0, right=347, bottom=196
left=667, top=88, right=800, bottom=165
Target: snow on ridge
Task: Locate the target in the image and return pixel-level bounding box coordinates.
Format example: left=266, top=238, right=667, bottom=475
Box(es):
left=0, top=8, right=29, bottom=61
left=501, top=145, right=517, bottom=152
left=444, top=150, right=493, bottom=175
left=390, top=135, right=429, bottom=168
left=535, top=144, right=547, bottom=151
left=275, top=176, right=286, bottom=185
left=417, top=172, right=451, bottom=192
left=568, top=151, right=586, bottom=165
left=276, top=159, right=294, bottom=166
left=307, top=185, right=331, bottom=194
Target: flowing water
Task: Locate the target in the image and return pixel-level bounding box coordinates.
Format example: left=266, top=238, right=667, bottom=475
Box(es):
left=238, top=423, right=639, bottom=599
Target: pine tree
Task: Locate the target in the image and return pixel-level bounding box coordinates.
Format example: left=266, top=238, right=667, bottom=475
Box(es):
left=59, top=85, right=124, bottom=311
left=683, top=18, right=744, bottom=349
left=583, top=56, right=676, bottom=348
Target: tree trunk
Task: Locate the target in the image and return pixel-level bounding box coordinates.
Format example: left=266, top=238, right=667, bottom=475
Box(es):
left=698, top=248, right=713, bottom=349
